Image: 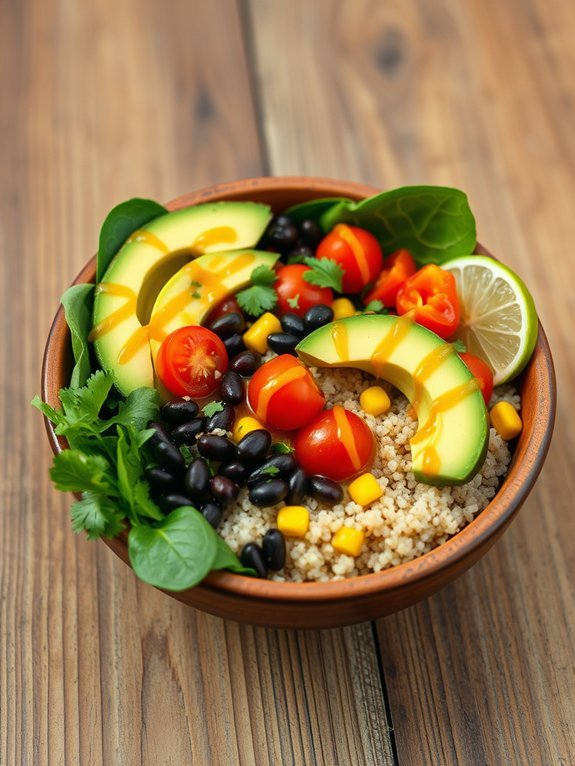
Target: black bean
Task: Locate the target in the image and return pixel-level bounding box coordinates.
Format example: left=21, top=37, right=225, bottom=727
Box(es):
left=201, top=501, right=223, bottom=529
left=153, top=440, right=185, bottom=474
left=160, top=398, right=199, bottom=425
left=184, top=458, right=211, bottom=499
left=303, top=304, right=334, bottom=334
left=223, top=333, right=246, bottom=358
left=207, top=312, right=246, bottom=339
left=197, top=434, right=237, bottom=462
left=247, top=455, right=298, bottom=487
left=299, top=219, right=322, bottom=248
left=248, top=479, right=289, bottom=507
left=287, top=244, right=314, bottom=263
left=308, top=475, right=344, bottom=504
left=262, top=529, right=286, bottom=571
left=267, top=332, right=300, bottom=356
left=240, top=542, right=268, bottom=578
left=236, top=430, right=272, bottom=466
left=219, top=371, right=244, bottom=405
left=274, top=214, right=294, bottom=228
left=229, top=350, right=261, bottom=377
left=147, top=421, right=174, bottom=447
left=157, top=493, right=196, bottom=512
left=205, top=403, right=236, bottom=433
left=209, top=475, right=239, bottom=506
left=171, top=417, right=207, bottom=446
left=287, top=468, right=308, bottom=505
left=145, top=467, right=180, bottom=493
left=267, top=222, right=299, bottom=252
left=280, top=312, right=306, bottom=337
left=220, top=461, right=250, bottom=485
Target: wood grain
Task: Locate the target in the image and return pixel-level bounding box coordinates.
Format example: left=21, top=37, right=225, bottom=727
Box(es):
left=248, top=0, right=574, bottom=762
left=0, top=0, right=392, bottom=764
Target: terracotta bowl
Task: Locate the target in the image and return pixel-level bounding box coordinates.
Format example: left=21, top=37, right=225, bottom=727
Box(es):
left=41, top=177, right=556, bottom=629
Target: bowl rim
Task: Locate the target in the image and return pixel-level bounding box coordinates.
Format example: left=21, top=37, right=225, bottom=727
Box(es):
left=41, top=175, right=557, bottom=604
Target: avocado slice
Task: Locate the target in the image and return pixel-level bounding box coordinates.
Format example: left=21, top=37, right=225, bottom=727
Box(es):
left=296, top=314, right=488, bottom=485
left=91, top=201, right=271, bottom=394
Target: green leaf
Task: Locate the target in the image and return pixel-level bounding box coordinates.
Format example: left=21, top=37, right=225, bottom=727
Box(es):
left=50, top=450, right=114, bottom=494
left=133, top=481, right=163, bottom=521
left=452, top=339, right=467, bottom=353
left=61, top=283, right=96, bottom=389
left=303, top=257, right=344, bottom=292
left=237, top=285, right=278, bottom=317
left=97, top=198, right=168, bottom=281
left=261, top=465, right=280, bottom=476
left=271, top=441, right=294, bottom=455
left=211, top=535, right=257, bottom=576
left=202, top=400, right=225, bottom=417
left=110, top=387, right=160, bottom=430
left=364, top=300, right=388, bottom=314
left=287, top=294, right=300, bottom=309
left=58, top=370, right=114, bottom=425
left=321, top=186, right=476, bottom=266
left=179, top=444, right=194, bottom=463
left=31, top=395, right=61, bottom=424
left=116, top=427, right=142, bottom=517
left=251, top=264, right=277, bottom=287
left=128, top=507, right=217, bottom=591
left=70, top=493, right=125, bottom=540
left=284, top=197, right=353, bottom=226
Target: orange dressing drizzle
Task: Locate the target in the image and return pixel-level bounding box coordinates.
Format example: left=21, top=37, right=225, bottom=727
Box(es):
left=370, top=315, right=413, bottom=376
left=337, top=224, right=371, bottom=284
left=255, top=366, right=308, bottom=423
left=331, top=322, right=349, bottom=361
left=88, top=283, right=137, bottom=342
left=333, top=405, right=362, bottom=472
left=126, top=229, right=169, bottom=253
left=409, top=343, right=455, bottom=418
left=192, top=226, right=237, bottom=253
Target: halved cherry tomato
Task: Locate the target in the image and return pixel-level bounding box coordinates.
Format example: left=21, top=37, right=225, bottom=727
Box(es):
left=204, top=296, right=242, bottom=325
left=459, top=352, right=494, bottom=405
left=396, top=264, right=460, bottom=339
left=247, top=354, right=325, bottom=430
left=275, top=264, right=333, bottom=317
left=156, top=326, right=228, bottom=398
left=363, top=249, right=417, bottom=307
left=294, top=406, right=374, bottom=481
left=317, top=224, right=383, bottom=294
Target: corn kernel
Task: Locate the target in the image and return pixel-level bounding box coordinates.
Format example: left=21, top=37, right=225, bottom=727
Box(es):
left=332, top=297, right=356, bottom=320
left=233, top=416, right=263, bottom=443
left=359, top=386, right=391, bottom=416
left=348, top=473, right=383, bottom=506
left=332, top=527, right=365, bottom=557
left=243, top=312, right=282, bottom=354
left=489, top=401, right=522, bottom=440
left=277, top=506, right=309, bottom=538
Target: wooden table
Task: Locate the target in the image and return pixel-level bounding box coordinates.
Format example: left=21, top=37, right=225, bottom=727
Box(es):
left=2, top=0, right=573, bottom=763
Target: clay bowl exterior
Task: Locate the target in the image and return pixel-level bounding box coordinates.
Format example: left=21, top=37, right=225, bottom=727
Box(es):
left=41, top=177, right=556, bottom=629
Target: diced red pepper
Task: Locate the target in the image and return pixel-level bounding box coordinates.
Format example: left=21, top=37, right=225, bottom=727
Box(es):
left=363, top=249, right=417, bottom=307
left=396, top=264, right=460, bottom=339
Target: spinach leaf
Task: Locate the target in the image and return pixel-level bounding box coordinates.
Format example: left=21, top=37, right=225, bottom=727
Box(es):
left=321, top=186, right=476, bottom=266
left=128, top=507, right=217, bottom=591
left=284, top=197, right=353, bottom=226
left=61, top=283, right=95, bottom=389
left=97, top=198, right=167, bottom=281
left=211, top=535, right=257, bottom=576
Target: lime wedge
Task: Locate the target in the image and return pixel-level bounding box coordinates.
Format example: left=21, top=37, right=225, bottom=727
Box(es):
left=444, top=255, right=538, bottom=384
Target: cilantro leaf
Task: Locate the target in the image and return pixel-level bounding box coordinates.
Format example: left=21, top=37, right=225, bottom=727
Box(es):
left=58, top=371, right=114, bottom=425
left=287, top=294, right=300, bottom=309
left=452, top=339, right=467, bottom=353
left=271, top=441, right=294, bottom=455
left=363, top=300, right=388, bottom=314
left=31, top=395, right=61, bottom=424
left=50, top=450, right=115, bottom=494
left=302, top=258, right=344, bottom=292
left=202, top=401, right=225, bottom=417
left=133, top=481, right=163, bottom=521
left=71, top=493, right=125, bottom=540
left=251, top=265, right=277, bottom=286
left=261, top=465, right=280, bottom=476
left=110, top=387, right=160, bottom=430
left=237, top=285, right=277, bottom=317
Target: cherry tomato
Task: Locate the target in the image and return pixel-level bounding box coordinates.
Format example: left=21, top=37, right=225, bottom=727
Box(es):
left=363, top=249, right=417, bottom=307
left=459, top=352, right=494, bottom=405
left=396, top=264, right=460, bottom=339
left=156, top=326, right=228, bottom=398
left=247, top=354, right=325, bottom=430
left=294, top=406, right=374, bottom=481
left=317, top=224, right=383, bottom=294
left=204, top=296, right=242, bottom=325
left=275, top=264, right=333, bottom=317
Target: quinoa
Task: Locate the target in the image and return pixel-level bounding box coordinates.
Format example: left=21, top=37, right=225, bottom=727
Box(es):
left=219, top=367, right=516, bottom=582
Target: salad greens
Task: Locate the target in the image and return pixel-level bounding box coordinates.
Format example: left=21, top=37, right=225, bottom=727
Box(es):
left=286, top=186, right=477, bottom=266
left=97, top=198, right=167, bottom=281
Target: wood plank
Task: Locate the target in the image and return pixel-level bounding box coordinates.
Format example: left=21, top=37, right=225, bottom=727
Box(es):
left=247, top=0, right=574, bottom=762
left=0, top=0, right=395, bottom=764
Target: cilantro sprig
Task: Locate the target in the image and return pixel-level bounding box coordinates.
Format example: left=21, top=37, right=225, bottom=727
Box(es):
left=236, top=265, right=278, bottom=317
left=302, top=257, right=344, bottom=292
